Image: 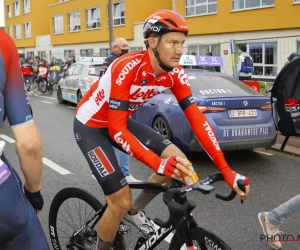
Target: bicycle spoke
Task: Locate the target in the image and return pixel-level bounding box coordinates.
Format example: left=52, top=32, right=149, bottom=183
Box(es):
left=66, top=199, right=79, bottom=229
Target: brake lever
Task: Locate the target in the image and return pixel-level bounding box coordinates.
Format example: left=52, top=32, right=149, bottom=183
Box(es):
left=237, top=179, right=246, bottom=204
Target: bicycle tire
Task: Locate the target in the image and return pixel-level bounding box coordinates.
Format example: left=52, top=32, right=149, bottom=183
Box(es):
left=169, top=226, right=232, bottom=250
left=47, top=83, right=53, bottom=95
left=49, top=187, right=125, bottom=250
left=48, top=187, right=102, bottom=250
left=39, top=79, right=47, bottom=93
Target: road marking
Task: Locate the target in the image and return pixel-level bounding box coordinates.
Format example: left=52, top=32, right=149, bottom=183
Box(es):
left=67, top=106, right=76, bottom=109
left=41, top=101, right=53, bottom=104
left=0, top=134, right=15, bottom=143
left=35, top=95, right=56, bottom=100
left=252, top=149, right=273, bottom=155
left=42, top=158, right=72, bottom=175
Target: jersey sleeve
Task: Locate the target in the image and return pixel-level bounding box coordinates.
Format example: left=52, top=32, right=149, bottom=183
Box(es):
left=107, top=60, right=162, bottom=170
left=170, top=67, right=231, bottom=174
left=3, top=34, right=33, bottom=127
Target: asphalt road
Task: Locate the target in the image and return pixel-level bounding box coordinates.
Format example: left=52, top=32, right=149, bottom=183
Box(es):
left=2, top=91, right=300, bottom=250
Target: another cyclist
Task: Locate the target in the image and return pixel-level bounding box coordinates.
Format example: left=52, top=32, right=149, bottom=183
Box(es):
left=32, top=60, right=49, bottom=94
left=0, top=30, right=49, bottom=249
left=74, top=9, right=250, bottom=250
left=21, top=57, right=35, bottom=93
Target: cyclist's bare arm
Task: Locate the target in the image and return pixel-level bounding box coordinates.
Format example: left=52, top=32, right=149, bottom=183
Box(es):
left=4, top=36, right=42, bottom=193
left=12, top=124, right=42, bottom=192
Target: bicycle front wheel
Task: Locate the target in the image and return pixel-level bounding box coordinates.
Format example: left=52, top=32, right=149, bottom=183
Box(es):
left=48, top=187, right=102, bottom=250
left=170, top=226, right=232, bottom=250
left=39, top=79, right=47, bottom=93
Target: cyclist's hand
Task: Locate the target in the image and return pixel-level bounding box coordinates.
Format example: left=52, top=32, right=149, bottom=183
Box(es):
left=223, top=171, right=250, bottom=199
left=155, top=156, right=191, bottom=179
left=24, top=186, right=44, bottom=214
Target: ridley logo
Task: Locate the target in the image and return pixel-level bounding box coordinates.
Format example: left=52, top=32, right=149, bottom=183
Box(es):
left=114, top=132, right=133, bottom=155
left=88, top=147, right=115, bottom=177
left=137, top=225, right=173, bottom=250
left=116, top=58, right=141, bottom=85
left=203, top=121, right=220, bottom=150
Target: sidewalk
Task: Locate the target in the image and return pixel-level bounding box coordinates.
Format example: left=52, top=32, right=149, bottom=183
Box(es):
left=271, top=134, right=300, bottom=155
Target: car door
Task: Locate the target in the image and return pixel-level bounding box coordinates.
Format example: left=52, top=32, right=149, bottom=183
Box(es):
left=61, top=64, right=76, bottom=101
left=69, top=64, right=83, bottom=103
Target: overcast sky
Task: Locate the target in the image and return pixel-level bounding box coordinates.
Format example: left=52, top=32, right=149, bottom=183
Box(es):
left=0, top=0, right=4, bottom=27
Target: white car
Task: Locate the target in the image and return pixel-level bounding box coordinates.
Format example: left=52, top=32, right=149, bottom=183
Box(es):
left=57, top=62, right=103, bottom=104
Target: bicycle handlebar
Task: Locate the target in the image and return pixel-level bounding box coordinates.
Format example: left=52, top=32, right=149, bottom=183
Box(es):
left=153, top=172, right=245, bottom=228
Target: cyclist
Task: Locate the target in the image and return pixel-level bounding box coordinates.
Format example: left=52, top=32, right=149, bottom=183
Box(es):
left=21, top=57, right=35, bottom=93
left=32, top=60, right=49, bottom=94
left=0, top=30, right=49, bottom=249
left=74, top=9, right=250, bottom=250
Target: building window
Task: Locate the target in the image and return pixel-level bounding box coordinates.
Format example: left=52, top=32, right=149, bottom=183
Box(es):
left=188, top=44, right=221, bottom=56
left=297, top=41, right=300, bottom=54
left=130, top=47, right=143, bottom=52
left=236, top=42, right=277, bottom=77
left=232, top=0, right=274, bottom=10
left=7, top=5, right=11, bottom=18
left=186, top=0, right=217, bottom=16
left=7, top=26, right=12, bottom=37
left=53, top=15, right=64, bottom=34
left=80, top=49, right=93, bottom=57
left=27, top=51, right=34, bottom=58
left=14, top=1, right=20, bottom=16
left=68, top=11, right=81, bottom=32
left=64, top=50, right=75, bottom=60
left=23, top=0, right=30, bottom=13
left=86, top=7, right=100, bottom=30
left=24, top=22, right=31, bottom=38
left=38, top=51, right=46, bottom=59
left=99, top=48, right=109, bottom=57
left=14, top=24, right=21, bottom=39
left=113, top=1, right=125, bottom=26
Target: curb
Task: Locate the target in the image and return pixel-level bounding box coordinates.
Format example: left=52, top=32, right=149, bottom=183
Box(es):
left=271, top=143, right=300, bottom=156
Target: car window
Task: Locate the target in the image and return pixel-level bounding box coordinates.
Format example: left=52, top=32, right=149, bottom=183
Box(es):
left=186, top=73, right=262, bottom=97
left=73, top=64, right=82, bottom=76
left=66, top=65, right=76, bottom=76
left=88, top=65, right=102, bottom=77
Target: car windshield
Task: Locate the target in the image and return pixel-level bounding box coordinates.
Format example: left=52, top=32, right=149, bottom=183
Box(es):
left=186, top=71, right=262, bottom=97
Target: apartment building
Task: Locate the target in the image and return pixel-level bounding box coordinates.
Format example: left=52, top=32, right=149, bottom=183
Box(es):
left=4, top=0, right=300, bottom=79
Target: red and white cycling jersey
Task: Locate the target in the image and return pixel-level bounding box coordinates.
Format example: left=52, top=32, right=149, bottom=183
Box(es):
left=37, top=66, right=49, bottom=78
left=76, top=50, right=229, bottom=173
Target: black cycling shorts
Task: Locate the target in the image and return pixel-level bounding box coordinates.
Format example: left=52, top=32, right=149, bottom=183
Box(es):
left=73, top=118, right=172, bottom=196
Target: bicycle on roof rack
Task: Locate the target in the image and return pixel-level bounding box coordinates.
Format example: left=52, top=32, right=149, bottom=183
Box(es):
left=48, top=172, right=245, bottom=250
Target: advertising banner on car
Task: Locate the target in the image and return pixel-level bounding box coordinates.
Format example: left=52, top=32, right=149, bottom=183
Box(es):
left=179, top=55, right=224, bottom=66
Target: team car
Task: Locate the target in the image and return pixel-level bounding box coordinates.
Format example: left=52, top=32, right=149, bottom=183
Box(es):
left=57, top=61, right=104, bottom=104
left=131, top=69, right=276, bottom=152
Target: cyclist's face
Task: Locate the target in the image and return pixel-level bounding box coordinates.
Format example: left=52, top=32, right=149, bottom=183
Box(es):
left=157, top=32, right=185, bottom=68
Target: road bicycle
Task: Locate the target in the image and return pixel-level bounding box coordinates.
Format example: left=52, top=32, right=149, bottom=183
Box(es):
left=48, top=172, right=245, bottom=250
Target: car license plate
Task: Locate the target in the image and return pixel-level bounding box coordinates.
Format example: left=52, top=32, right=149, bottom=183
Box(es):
left=228, top=109, right=257, bottom=118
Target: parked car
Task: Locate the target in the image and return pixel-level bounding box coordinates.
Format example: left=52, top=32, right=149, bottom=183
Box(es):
left=57, top=62, right=103, bottom=104
left=131, top=69, right=277, bottom=152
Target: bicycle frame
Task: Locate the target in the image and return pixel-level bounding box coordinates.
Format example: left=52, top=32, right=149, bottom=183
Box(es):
left=70, top=182, right=198, bottom=250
